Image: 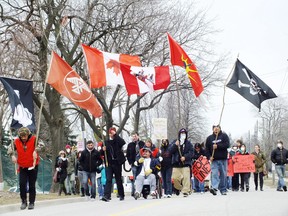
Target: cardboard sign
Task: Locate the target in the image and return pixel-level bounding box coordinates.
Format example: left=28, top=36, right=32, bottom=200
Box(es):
left=232, top=155, right=255, bottom=173
left=227, top=158, right=234, bottom=176
left=192, top=155, right=211, bottom=182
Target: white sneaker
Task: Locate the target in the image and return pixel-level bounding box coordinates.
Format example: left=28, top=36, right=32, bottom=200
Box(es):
left=85, top=196, right=90, bottom=201
left=150, top=191, right=157, bottom=199
left=167, top=194, right=172, bottom=198
left=90, top=198, right=96, bottom=201
left=163, top=194, right=168, bottom=198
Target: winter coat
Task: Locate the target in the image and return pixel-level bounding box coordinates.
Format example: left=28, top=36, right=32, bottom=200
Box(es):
left=66, top=152, right=76, bottom=175
left=205, top=131, right=230, bottom=160
left=271, top=147, right=288, bottom=165
left=160, top=145, right=172, bottom=170
left=103, top=134, right=126, bottom=165
left=126, top=140, right=145, bottom=165
left=79, top=148, right=102, bottom=172
left=134, top=156, right=161, bottom=177
left=251, top=151, right=266, bottom=173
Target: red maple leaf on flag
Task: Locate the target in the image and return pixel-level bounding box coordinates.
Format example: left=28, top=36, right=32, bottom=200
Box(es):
left=106, top=59, right=121, bottom=76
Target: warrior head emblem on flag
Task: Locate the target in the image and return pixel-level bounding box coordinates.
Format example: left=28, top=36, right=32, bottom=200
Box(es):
left=64, top=72, right=92, bottom=103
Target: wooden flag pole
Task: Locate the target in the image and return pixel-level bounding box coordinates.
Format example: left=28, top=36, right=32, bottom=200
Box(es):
left=172, top=66, right=184, bottom=163
left=99, top=116, right=109, bottom=167
left=211, top=61, right=236, bottom=161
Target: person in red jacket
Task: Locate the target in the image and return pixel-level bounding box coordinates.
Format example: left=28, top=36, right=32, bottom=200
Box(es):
left=8, top=127, right=40, bottom=210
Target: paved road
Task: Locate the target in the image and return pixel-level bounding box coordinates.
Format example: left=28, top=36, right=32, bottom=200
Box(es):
left=1, top=186, right=287, bottom=216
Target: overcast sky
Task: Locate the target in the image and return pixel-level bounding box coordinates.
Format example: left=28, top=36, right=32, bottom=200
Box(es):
left=197, top=0, right=288, bottom=139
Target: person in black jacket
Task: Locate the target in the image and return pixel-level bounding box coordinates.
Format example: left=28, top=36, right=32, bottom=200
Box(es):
left=170, top=128, right=194, bottom=197
left=205, top=125, right=230, bottom=196
left=55, top=150, right=68, bottom=196
left=192, top=143, right=208, bottom=193
left=79, top=140, right=102, bottom=200
left=126, top=132, right=145, bottom=196
left=160, top=139, right=173, bottom=198
left=271, top=140, right=288, bottom=192
left=101, top=127, right=126, bottom=202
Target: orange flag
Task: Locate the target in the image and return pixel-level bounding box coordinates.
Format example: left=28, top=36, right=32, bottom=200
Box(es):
left=47, top=51, right=102, bottom=118
left=167, top=33, right=204, bottom=97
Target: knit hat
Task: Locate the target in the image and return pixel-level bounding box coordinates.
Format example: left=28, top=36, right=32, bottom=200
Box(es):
left=109, top=127, right=117, bottom=134
left=65, top=144, right=71, bottom=149
left=18, top=127, right=31, bottom=137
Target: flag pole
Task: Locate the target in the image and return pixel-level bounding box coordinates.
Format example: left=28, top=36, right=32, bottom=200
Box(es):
left=172, top=66, right=184, bottom=162
left=9, top=128, right=17, bottom=175
left=31, top=55, right=52, bottom=169
left=211, top=60, right=237, bottom=161
left=99, top=116, right=109, bottom=167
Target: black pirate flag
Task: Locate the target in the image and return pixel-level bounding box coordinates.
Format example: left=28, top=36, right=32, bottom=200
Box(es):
left=226, top=59, right=277, bottom=110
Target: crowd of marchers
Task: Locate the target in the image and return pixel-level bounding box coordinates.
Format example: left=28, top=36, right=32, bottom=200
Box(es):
left=8, top=125, right=288, bottom=210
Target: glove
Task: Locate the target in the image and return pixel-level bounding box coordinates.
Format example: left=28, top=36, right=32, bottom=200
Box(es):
left=138, top=157, right=144, bottom=164
left=145, top=169, right=152, bottom=176
left=158, top=156, right=163, bottom=162
left=56, top=167, right=61, bottom=172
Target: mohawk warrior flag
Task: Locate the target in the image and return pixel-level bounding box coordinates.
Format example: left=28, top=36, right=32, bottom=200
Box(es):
left=0, top=77, right=36, bottom=131
left=120, top=64, right=170, bottom=96
left=82, top=44, right=141, bottom=88
left=226, top=59, right=277, bottom=110
left=167, top=33, right=204, bottom=97
left=47, top=51, right=102, bottom=118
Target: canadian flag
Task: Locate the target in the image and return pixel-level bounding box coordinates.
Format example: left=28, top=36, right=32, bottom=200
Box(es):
left=120, top=64, right=171, bottom=95
left=47, top=51, right=102, bottom=118
left=82, top=44, right=141, bottom=88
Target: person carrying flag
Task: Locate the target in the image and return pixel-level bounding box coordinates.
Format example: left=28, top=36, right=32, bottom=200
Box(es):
left=7, top=127, right=42, bottom=210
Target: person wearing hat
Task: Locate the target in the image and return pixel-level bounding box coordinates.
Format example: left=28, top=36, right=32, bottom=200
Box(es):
left=205, top=125, right=230, bottom=196
left=64, top=144, right=76, bottom=195
left=170, top=128, right=194, bottom=197
left=133, top=147, right=161, bottom=200
left=101, top=127, right=126, bottom=201
left=54, top=150, right=68, bottom=196
left=7, top=127, right=40, bottom=210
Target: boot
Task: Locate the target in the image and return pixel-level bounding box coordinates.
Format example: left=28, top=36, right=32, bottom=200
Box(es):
left=81, top=187, right=85, bottom=197
left=58, top=186, right=63, bottom=196
left=20, top=200, right=27, bottom=210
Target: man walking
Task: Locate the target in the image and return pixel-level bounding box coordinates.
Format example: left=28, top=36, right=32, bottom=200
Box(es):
left=101, top=127, right=126, bottom=201
left=79, top=140, right=102, bottom=200
left=271, top=140, right=288, bottom=192
left=205, top=125, right=230, bottom=196
left=8, top=127, right=40, bottom=210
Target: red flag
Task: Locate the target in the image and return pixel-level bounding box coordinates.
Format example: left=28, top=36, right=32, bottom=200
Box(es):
left=47, top=51, right=102, bottom=118
left=120, top=64, right=170, bottom=96
left=82, top=44, right=141, bottom=88
left=167, top=33, right=204, bottom=97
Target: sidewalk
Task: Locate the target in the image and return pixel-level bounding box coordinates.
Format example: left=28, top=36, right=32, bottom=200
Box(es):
left=0, top=196, right=85, bottom=214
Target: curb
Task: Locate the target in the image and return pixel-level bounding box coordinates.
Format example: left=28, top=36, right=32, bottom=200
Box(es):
left=0, top=197, right=84, bottom=214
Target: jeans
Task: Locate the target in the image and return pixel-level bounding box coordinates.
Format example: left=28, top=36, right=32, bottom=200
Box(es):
left=65, top=173, right=75, bottom=194
left=226, top=176, right=232, bottom=190
left=131, top=166, right=137, bottom=196
left=211, top=160, right=227, bottom=193
left=194, top=177, right=205, bottom=192
left=135, top=174, right=156, bottom=193
left=161, top=167, right=173, bottom=195
left=97, top=177, right=104, bottom=197
left=82, top=171, right=96, bottom=198
left=275, top=165, right=286, bottom=189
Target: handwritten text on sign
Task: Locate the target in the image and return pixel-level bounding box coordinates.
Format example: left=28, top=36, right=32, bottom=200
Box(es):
left=233, top=155, right=255, bottom=173
left=192, top=155, right=211, bottom=182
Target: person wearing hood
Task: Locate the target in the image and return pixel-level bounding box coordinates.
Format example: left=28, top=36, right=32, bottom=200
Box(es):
left=170, top=128, right=194, bottom=197
left=236, top=143, right=250, bottom=192
left=79, top=140, right=102, bottom=200
left=160, top=139, right=173, bottom=198
left=271, top=140, right=288, bottom=192
left=205, top=125, right=230, bottom=196
left=55, top=150, right=68, bottom=196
